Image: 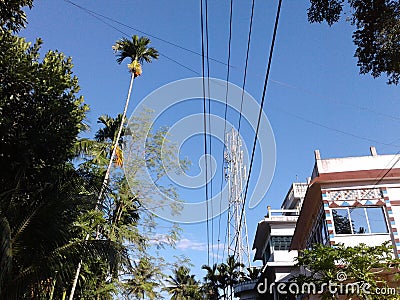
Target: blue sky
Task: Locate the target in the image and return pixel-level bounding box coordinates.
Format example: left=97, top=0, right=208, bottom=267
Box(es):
left=22, top=0, right=400, bottom=280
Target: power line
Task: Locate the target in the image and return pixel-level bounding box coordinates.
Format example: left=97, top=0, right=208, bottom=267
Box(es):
left=200, top=0, right=211, bottom=267
left=371, top=150, right=400, bottom=187
left=204, top=0, right=215, bottom=265
left=237, top=0, right=255, bottom=134
left=271, top=105, right=400, bottom=148
left=221, top=0, right=256, bottom=267
left=217, top=0, right=234, bottom=263
left=234, top=0, right=283, bottom=256
left=63, top=0, right=231, bottom=68
left=63, top=0, right=199, bottom=76
left=227, top=0, right=255, bottom=266
left=269, top=79, right=400, bottom=123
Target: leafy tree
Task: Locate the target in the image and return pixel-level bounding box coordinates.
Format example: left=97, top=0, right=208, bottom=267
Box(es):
left=0, top=31, right=121, bottom=299
left=294, top=242, right=400, bottom=299
left=0, top=0, right=33, bottom=32
left=308, top=0, right=400, bottom=84
left=164, top=266, right=202, bottom=300
left=0, top=33, right=88, bottom=196
left=72, top=112, right=188, bottom=298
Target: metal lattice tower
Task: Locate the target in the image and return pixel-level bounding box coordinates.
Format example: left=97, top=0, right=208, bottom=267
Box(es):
left=224, top=128, right=251, bottom=268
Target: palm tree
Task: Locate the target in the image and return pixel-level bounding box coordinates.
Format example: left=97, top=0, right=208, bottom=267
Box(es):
left=98, top=35, right=158, bottom=203
left=202, top=264, right=220, bottom=300
left=74, top=114, right=125, bottom=168
left=0, top=168, right=119, bottom=299
left=125, top=257, right=161, bottom=299
left=164, top=266, right=201, bottom=300
left=244, top=266, right=261, bottom=281
left=69, top=40, right=159, bottom=290
left=224, top=255, right=244, bottom=300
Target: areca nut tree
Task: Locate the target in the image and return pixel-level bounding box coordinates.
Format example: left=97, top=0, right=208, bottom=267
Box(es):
left=98, top=35, right=159, bottom=203
left=69, top=36, right=158, bottom=300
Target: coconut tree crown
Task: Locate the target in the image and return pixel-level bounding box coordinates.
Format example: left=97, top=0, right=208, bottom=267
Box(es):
left=112, top=35, right=158, bottom=77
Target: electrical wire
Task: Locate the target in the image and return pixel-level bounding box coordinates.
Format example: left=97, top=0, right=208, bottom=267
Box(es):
left=234, top=0, right=283, bottom=256
left=204, top=0, right=215, bottom=265
left=271, top=105, right=400, bottom=148
left=237, top=0, right=256, bottom=135
left=200, top=0, right=211, bottom=266
left=63, top=0, right=199, bottom=76
left=217, top=0, right=234, bottom=264
left=63, top=0, right=231, bottom=68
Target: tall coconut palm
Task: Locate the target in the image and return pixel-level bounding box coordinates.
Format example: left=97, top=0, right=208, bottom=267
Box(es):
left=98, top=35, right=159, bottom=203
left=69, top=37, right=158, bottom=299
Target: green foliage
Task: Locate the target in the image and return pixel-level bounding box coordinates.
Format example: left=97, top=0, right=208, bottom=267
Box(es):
left=201, top=255, right=245, bottom=300
left=244, top=266, right=261, bottom=280
left=74, top=113, right=187, bottom=298
left=308, top=0, right=400, bottom=84
left=0, top=31, right=122, bottom=299
left=294, top=242, right=400, bottom=299
left=164, top=266, right=202, bottom=300
left=124, top=257, right=162, bottom=299
left=112, top=35, right=159, bottom=75
left=0, top=0, right=33, bottom=32
left=113, top=35, right=159, bottom=65
left=0, top=7, right=183, bottom=298
left=0, top=33, right=88, bottom=198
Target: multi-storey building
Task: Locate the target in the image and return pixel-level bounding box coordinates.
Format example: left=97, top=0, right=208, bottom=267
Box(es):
left=235, top=147, right=400, bottom=299
left=291, top=147, right=400, bottom=255
left=234, top=183, right=307, bottom=300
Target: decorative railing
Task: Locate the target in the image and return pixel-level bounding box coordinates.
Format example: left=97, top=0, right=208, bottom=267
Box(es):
left=325, top=188, right=382, bottom=201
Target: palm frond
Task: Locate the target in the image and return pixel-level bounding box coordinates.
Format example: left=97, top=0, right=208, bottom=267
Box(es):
left=113, top=35, right=159, bottom=70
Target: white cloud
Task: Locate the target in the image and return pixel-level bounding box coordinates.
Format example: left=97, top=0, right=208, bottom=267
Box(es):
left=176, top=238, right=224, bottom=260
left=176, top=238, right=207, bottom=251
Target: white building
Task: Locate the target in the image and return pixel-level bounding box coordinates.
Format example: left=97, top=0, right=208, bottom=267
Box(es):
left=236, top=147, right=400, bottom=299
left=290, top=147, right=400, bottom=297
left=291, top=147, right=400, bottom=256
left=234, top=183, right=307, bottom=300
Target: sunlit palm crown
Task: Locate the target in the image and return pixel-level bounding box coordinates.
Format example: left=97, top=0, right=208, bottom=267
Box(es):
left=112, top=35, right=159, bottom=76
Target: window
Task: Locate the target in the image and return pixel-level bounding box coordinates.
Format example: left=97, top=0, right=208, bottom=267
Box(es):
left=367, top=207, right=388, bottom=233
left=307, top=206, right=329, bottom=248
left=332, top=207, right=388, bottom=235
left=271, top=236, right=292, bottom=250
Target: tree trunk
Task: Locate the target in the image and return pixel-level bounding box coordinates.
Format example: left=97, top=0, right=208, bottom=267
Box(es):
left=97, top=72, right=135, bottom=206
left=68, top=73, right=135, bottom=300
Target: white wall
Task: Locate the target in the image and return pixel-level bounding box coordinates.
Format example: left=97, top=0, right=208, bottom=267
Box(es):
left=317, top=155, right=400, bottom=174
left=270, top=224, right=296, bottom=236
left=273, top=250, right=298, bottom=263
left=391, top=206, right=400, bottom=235
left=334, top=234, right=391, bottom=247
left=387, top=187, right=400, bottom=200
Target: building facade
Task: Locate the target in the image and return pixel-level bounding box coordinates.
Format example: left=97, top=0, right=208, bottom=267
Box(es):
left=291, top=148, right=400, bottom=256
left=236, top=148, right=400, bottom=299
left=234, top=183, right=307, bottom=300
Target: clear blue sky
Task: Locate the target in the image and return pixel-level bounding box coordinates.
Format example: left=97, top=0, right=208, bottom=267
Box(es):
left=23, top=0, right=400, bottom=280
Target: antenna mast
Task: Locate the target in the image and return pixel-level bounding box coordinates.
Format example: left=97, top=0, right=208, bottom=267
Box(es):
left=224, top=128, right=251, bottom=268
